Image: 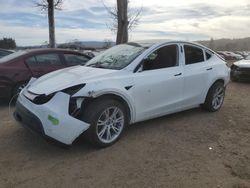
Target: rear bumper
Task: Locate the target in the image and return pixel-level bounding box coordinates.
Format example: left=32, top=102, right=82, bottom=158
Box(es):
left=14, top=90, right=90, bottom=145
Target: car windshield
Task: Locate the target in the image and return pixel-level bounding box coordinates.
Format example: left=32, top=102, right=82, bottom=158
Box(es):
left=85, top=43, right=146, bottom=70
left=0, top=51, right=27, bottom=63
left=245, top=55, right=250, bottom=60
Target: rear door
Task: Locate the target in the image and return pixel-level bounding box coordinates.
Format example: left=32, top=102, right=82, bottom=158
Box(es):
left=25, top=53, right=65, bottom=77
left=182, top=44, right=211, bottom=107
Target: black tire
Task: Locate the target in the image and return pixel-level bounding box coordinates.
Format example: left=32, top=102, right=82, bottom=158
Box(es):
left=202, top=82, right=225, bottom=112
left=81, top=98, right=128, bottom=148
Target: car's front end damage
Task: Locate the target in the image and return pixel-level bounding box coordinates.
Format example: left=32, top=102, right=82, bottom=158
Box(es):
left=231, top=62, right=250, bottom=81
left=14, top=83, right=91, bottom=145
left=13, top=64, right=132, bottom=146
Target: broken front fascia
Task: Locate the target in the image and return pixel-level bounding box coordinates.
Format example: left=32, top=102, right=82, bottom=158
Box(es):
left=19, top=89, right=90, bottom=145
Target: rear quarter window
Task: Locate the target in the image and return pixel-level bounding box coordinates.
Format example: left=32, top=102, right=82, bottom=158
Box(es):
left=184, top=45, right=205, bottom=65
left=206, top=52, right=212, bottom=60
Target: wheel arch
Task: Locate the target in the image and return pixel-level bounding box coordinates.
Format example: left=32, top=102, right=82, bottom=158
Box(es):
left=204, top=78, right=225, bottom=102
left=83, top=92, right=134, bottom=124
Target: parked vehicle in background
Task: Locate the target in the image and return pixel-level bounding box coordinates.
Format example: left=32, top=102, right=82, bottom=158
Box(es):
left=0, top=48, right=13, bottom=58
left=83, top=51, right=95, bottom=58
left=235, top=51, right=249, bottom=59
left=216, top=51, right=226, bottom=60
left=14, top=41, right=230, bottom=147
left=245, top=55, right=250, bottom=60
left=0, top=48, right=91, bottom=99
left=231, top=59, right=250, bottom=81
left=217, top=51, right=243, bottom=61
left=83, top=50, right=103, bottom=58
left=227, top=52, right=244, bottom=60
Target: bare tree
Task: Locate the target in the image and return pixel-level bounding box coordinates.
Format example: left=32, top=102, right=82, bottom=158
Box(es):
left=35, top=0, right=63, bottom=48
left=104, top=0, right=142, bottom=44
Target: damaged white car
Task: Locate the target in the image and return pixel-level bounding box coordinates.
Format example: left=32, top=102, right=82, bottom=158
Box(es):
left=14, top=41, right=230, bottom=147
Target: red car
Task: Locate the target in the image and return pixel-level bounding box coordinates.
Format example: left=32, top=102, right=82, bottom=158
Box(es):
left=0, top=48, right=91, bottom=99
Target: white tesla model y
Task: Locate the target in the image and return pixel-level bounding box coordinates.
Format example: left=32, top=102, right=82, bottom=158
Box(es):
left=14, top=41, right=230, bottom=147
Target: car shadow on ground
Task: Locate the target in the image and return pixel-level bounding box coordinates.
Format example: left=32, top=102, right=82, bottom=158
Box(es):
left=11, top=107, right=207, bottom=156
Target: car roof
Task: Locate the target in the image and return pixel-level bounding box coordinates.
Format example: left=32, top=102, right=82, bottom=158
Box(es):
left=25, top=48, right=82, bottom=54
left=133, top=39, right=210, bottom=49
left=0, top=48, right=90, bottom=63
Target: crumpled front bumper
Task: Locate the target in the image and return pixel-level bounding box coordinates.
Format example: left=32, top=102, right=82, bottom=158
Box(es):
left=14, top=90, right=90, bottom=145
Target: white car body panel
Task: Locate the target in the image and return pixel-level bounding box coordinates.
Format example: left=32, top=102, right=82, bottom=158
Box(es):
left=18, top=90, right=89, bottom=145
left=132, top=66, right=184, bottom=122
left=29, top=66, right=118, bottom=95
left=15, top=40, right=230, bottom=145
left=234, top=60, right=250, bottom=68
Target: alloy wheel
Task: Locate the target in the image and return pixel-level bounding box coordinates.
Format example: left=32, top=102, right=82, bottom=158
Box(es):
left=96, top=106, right=125, bottom=144
left=212, top=86, right=225, bottom=110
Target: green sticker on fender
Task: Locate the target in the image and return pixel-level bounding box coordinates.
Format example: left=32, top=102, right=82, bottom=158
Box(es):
left=48, top=115, right=59, bottom=125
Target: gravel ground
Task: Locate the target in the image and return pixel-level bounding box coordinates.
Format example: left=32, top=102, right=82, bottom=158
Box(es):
left=0, top=82, right=250, bottom=188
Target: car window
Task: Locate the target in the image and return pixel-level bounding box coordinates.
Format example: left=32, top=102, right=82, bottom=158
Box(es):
left=26, top=56, right=37, bottom=65
left=35, top=53, right=62, bottom=65
left=184, top=45, right=204, bottom=65
left=206, top=52, right=212, bottom=60
left=64, top=54, right=89, bottom=66
left=143, top=44, right=178, bottom=71
left=0, top=50, right=11, bottom=58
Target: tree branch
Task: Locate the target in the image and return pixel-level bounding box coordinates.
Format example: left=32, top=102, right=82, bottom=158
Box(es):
left=35, top=0, right=63, bottom=11
left=103, top=0, right=142, bottom=33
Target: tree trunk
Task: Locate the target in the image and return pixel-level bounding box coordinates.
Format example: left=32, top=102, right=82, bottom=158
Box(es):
left=47, top=0, right=56, bottom=48
left=116, top=0, right=128, bottom=44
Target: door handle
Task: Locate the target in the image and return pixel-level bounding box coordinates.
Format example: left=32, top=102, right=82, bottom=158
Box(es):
left=174, top=73, right=182, bottom=76
left=206, top=67, right=213, bottom=71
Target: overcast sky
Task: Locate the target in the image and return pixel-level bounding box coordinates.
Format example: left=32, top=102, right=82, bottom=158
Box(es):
left=0, top=0, right=250, bottom=46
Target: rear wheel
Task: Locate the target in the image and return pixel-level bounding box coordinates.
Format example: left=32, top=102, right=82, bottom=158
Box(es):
left=82, top=98, right=128, bottom=147
left=202, top=82, right=225, bottom=112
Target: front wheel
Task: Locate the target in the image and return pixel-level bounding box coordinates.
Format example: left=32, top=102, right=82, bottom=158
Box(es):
left=202, top=82, right=225, bottom=112
left=82, top=98, right=128, bottom=148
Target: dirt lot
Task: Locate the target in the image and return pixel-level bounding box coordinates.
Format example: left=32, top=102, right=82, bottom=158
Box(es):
left=0, top=82, right=250, bottom=188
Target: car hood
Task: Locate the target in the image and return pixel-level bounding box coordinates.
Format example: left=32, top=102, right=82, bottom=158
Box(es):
left=28, top=66, right=118, bottom=95
left=234, top=60, right=250, bottom=68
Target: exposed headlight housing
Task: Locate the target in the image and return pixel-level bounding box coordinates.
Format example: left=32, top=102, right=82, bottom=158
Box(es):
left=62, top=84, right=86, bottom=96
left=32, top=93, right=55, bottom=104
left=62, top=84, right=86, bottom=118
left=24, top=89, right=55, bottom=105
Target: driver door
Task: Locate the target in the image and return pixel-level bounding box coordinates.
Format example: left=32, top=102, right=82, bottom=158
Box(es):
left=132, top=44, right=184, bottom=122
